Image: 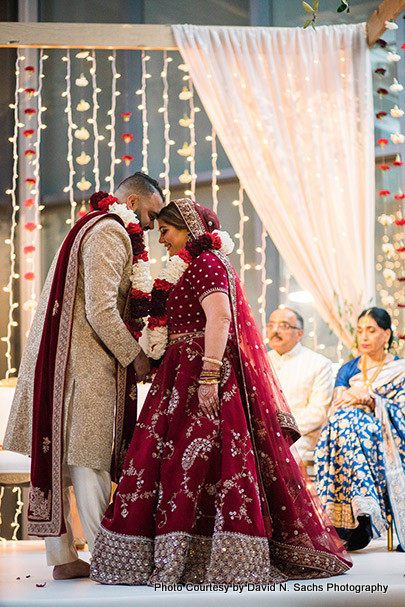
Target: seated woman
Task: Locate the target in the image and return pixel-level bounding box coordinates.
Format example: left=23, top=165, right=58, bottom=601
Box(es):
left=315, top=307, right=405, bottom=551
left=90, top=199, right=351, bottom=585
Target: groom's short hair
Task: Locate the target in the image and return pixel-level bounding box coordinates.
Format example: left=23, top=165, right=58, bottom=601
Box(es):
left=115, top=172, right=164, bottom=202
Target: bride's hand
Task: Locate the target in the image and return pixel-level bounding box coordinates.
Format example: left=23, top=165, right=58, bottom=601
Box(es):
left=198, top=383, right=220, bottom=420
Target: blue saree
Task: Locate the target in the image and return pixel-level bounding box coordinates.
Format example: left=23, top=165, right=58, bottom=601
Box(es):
left=314, top=357, right=405, bottom=549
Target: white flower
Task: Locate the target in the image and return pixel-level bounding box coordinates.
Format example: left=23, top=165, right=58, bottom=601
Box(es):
left=178, top=169, right=193, bottom=184
left=387, top=52, right=401, bottom=62
left=160, top=255, right=189, bottom=284
left=390, top=79, right=403, bottom=92
left=382, top=243, right=395, bottom=258
left=108, top=202, right=139, bottom=227
left=74, top=127, right=90, bottom=141
left=385, top=20, right=398, bottom=30
left=391, top=105, right=404, bottom=118
left=213, top=230, right=235, bottom=255
left=147, top=326, right=169, bottom=359
left=23, top=299, right=38, bottom=311
left=76, top=99, right=91, bottom=112
left=179, top=114, right=193, bottom=128
left=178, top=63, right=189, bottom=72
left=378, top=214, right=394, bottom=226
left=177, top=143, right=193, bottom=156
left=383, top=268, right=396, bottom=281
left=179, top=87, right=192, bottom=100
left=75, top=73, right=89, bottom=87
left=381, top=295, right=395, bottom=307
left=76, top=151, right=91, bottom=165
left=131, top=260, right=153, bottom=293
left=77, top=177, right=92, bottom=191
left=390, top=132, right=405, bottom=144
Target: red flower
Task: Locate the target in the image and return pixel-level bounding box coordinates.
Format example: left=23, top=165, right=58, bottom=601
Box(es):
left=25, top=149, right=36, bottom=160
left=378, top=190, right=390, bottom=197
left=121, top=133, right=134, bottom=143
left=377, top=138, right=389, bottom=146
left=24, top=272, right=35, bottom=281
left=23, top=245, right=36, bottom=254
left=398, top=334, right=405, bottom=339
left=77, top=209, right=89, bottom=218
left=134, top=250, right=149, bottom=262
left=178, top=249, right=193, bottom=264
left=379, top=164, right=390, bottom=171
left=375, top=68, right=386, bottom=75
left=89, top=190, right=109, bottom=211
left=24, top=198, right=35, bottom=207
left=393, top=155, right=403, bottom=166
left=126, top=222, right=142, bottom=235
left=24, top=88, right=36, bottom=98
left=121, top=112, right=132, bottom=122
left=377, top=88, right=388, bottom=97
left=402, top=43, right=405, bottom=50
left=376, top=111, right=387, bottom=119
left=376, top=39, right=387, bottom=48
left=395, top=218, right=405, bottom=225
left=23, top=129, right=34, bottom=138
left=398, top=277, right=405, bottom=281
left=98, top=195, right=118, bottom=212
left=398, top=303, right=405, bottom=308
left=397, top=246, right=405, bottom=252
left=131, top=288, right=152, bottom=299
left=122, top=154, right=134, bottom=166
left=25, top=178, right=36, bottom=186
left=154, top=279, right=173, bottom=292
left=148, top=316, right=168, bottom=330
left=24, top=108, right=36, bottom=118
left=394, top=193, right=405, bottom=200
left=211, top=233, right=222, bottom=249
left=24, top=222, right=37, bottom=232
left=25, top=66, right=35, bottom=73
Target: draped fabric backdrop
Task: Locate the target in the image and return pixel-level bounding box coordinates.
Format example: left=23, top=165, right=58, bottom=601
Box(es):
left=173, top=23, right=375, bottom=349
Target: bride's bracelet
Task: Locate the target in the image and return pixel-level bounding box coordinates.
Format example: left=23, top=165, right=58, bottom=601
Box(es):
left=202, top=356, right=223, bottom=367
left=198, top=379, right=220, bottom=385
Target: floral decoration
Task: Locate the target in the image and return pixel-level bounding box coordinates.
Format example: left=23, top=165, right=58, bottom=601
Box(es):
left=88, top=192, right=152, bottom=339
left=377, top=138, right=388, bottom=146
left=24, top=272, right=35, bottom=281
left=376, top=111, right=387, bottom=120
left=23, top=245, right=36, bottom=254
left=122, top=154, right=134, bottom=166
left=24, top=108, right=36, bottom=118
left=24, top=222, right=37, bottom=232
left=121, top=133, right=134, bottom=143
left=23, top=129, right=34, bottom=138
left=24, top=198, right=35, bottom=208
left=121, top=112, right=132, bottom=122
left=25, top=149, right=36, bottom=160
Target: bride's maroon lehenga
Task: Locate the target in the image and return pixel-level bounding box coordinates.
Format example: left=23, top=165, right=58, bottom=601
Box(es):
left=90, top=200, right=351, bottom=585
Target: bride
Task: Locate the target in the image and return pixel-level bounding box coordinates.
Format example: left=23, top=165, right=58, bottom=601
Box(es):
left=90, top=198, right=351, bottom=585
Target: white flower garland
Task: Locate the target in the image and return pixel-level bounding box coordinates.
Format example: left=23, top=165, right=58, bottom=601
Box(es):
left=107, top=202, right=153, bottom=296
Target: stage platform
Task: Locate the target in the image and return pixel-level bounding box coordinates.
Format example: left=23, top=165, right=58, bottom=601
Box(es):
left=0, top=538, right=403, bottom=606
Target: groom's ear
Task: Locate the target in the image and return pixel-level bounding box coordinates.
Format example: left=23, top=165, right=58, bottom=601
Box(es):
left=126, top=193, right=139, bottom=211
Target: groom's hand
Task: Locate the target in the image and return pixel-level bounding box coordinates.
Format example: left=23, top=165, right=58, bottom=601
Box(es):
left=133, top=350, right=151, bottom=382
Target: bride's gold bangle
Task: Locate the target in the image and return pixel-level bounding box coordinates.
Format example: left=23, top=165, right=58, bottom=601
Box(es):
left=202, top=356, right=223, bottom=366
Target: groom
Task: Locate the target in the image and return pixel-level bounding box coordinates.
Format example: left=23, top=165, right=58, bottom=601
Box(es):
left=3, top=172, right=164, bottom=579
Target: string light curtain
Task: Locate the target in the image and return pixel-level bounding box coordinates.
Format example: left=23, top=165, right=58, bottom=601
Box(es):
left=173, top=23, right=375, bottom=349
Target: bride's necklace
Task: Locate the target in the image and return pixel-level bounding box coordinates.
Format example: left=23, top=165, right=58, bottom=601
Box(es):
left=361, top=354, right=386, bottom=390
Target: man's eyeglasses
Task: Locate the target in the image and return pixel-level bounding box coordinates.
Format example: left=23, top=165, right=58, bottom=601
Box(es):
left=267, top=322, right=300, bottom=332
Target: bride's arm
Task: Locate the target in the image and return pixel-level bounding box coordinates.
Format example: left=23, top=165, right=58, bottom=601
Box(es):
left=198, top=292, right=231, bottom=420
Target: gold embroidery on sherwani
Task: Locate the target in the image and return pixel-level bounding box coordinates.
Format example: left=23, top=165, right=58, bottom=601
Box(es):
left=29, top=486, right=52, bottom=520
left=42, top=436, right=51, bottom=453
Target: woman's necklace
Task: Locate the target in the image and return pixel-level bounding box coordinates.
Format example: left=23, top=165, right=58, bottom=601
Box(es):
left=361, top=354, right=386, bottom=390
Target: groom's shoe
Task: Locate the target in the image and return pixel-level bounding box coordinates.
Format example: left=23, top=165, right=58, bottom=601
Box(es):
left=53, top=558, right=90, bottom=580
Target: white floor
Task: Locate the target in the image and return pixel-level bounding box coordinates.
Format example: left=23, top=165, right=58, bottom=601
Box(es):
left=0, top=538, right=404, bottom=607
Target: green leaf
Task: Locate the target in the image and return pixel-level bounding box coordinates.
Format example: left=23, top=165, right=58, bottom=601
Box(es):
left=313, top=0, right=319, bottom=11
left=303, top=19, right=312, bottom=28
left=337, top=3, right=347, bottom=12
left=303, top=2, right=314, bottom=13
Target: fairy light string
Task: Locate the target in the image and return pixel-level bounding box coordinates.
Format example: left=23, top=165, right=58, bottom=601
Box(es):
left=160, top=51, right=171, bottom=202
left=140, top=50, right=150, bottom=173
left=188, top=79, right=197, bottom=199
left=62, top=50, right=76, bottom=226
left=107, top=50, right=117, bottom=190
left=90, top=49, right=100, bottom=192
left=3, top=49, right=22, bottom=378
left=211, top=127, right=219, bottom=214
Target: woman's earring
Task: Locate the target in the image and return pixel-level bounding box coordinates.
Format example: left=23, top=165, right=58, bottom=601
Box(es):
left=384, top=341, right=389, bottom=353
left=187, top=232, right=192, bottom=241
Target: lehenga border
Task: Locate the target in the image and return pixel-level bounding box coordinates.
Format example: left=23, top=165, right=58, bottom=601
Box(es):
left=268, top=539, right=351, bottom=578
left=90, top=525, right=287, bottom=585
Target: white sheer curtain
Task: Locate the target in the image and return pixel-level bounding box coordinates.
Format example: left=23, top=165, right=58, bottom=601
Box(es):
left=173, top=23, right=375, bottom=348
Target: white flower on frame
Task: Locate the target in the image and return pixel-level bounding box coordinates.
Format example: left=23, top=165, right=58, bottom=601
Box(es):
left=390, top=79, right=403, bottom=92
left=391, top=105, right=404, bottom=118
left=378, top=214, right=394, bottom=227
left=383, top=268, right=396, bottom=281
left=385, top=20, right=398, bottom=30
left=387, top=52, right=401, bottom=62
left=390, top=132, right=405, bottom=144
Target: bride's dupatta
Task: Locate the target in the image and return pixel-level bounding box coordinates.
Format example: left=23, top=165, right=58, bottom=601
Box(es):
left=175, top=199, right=352, bottom=577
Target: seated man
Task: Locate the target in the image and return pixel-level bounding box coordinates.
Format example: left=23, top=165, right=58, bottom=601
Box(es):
left=267, top=307, right=333, bottom=463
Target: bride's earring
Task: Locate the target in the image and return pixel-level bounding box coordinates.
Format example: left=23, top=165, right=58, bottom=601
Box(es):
left=384, top=341, right=389, bottom=352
